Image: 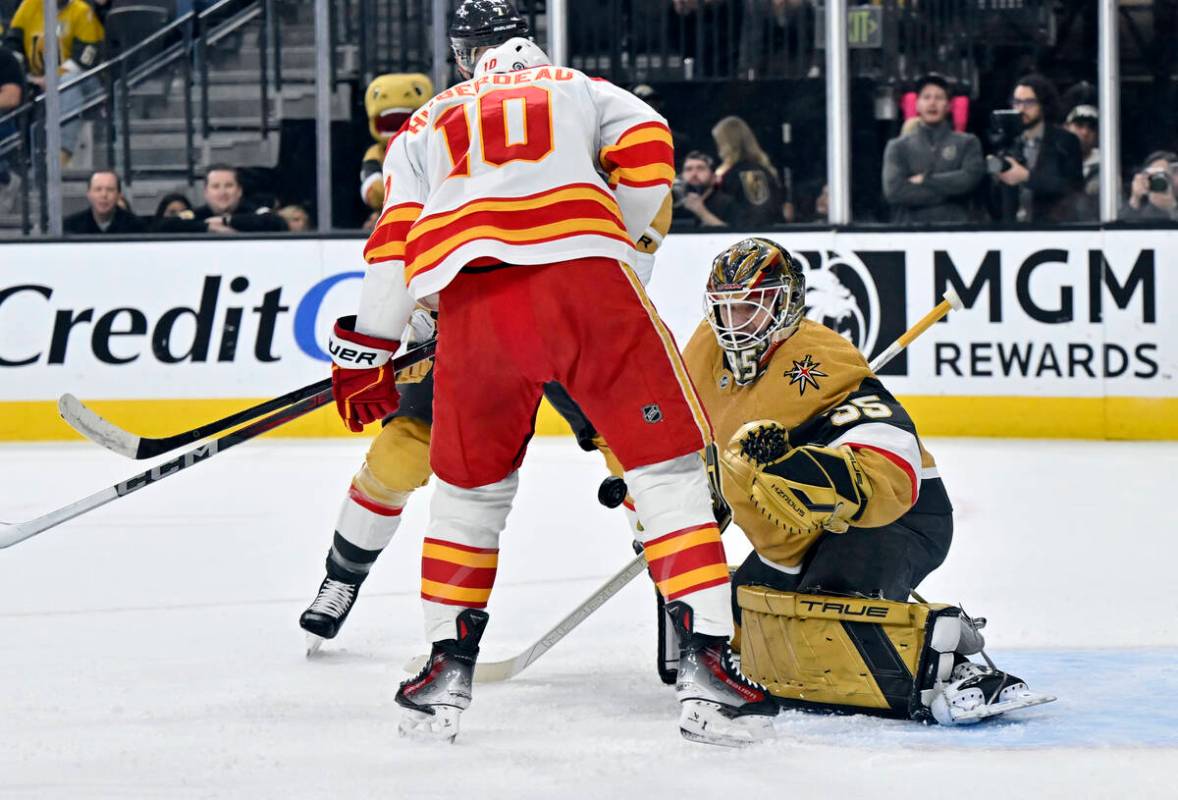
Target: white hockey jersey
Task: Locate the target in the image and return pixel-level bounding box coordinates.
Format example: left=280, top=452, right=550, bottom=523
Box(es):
left=360, top=56, right=674, bottom=326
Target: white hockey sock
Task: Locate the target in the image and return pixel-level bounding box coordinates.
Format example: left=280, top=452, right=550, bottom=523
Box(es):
left=626, top=453, right=734, bottom=638
left=420, top=473, right=517, bottom=643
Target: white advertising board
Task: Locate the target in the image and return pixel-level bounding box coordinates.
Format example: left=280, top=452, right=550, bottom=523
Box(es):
left=1, top=230, right=1174, bottom=439
left=1, top=239, right=366, bottom=400
left=647, top=230, right=1174, bottom=399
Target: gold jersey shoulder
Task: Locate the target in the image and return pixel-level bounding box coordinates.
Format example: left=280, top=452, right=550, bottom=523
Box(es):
left=683, top=318, right=872, bottom=449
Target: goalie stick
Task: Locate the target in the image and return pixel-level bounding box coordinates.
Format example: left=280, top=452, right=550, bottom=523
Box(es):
left=59, top=341, right=437, bottom=460
left=403, top=289, right=967, bottom=683
left=403, top=552, right=650, bottom=683
left=1, top=346, right=435, bottom=551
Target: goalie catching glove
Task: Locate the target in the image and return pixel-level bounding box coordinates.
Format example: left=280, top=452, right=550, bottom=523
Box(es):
left=721, top=420, right=871, bottom=536
left=329, top=315, right=400, bottom=432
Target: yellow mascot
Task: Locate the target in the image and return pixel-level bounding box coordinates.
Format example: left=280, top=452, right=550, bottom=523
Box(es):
left=361, top=73, right=434, bottom=210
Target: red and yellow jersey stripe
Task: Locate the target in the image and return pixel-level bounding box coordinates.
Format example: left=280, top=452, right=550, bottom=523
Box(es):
left=420, top=537, right=499, bottom=608
left=363, top=201, right=425, bottom=264
left=402, top=183, right=631, bottom=283
left=599, top=122, right=675, bottom=190
left=643, top=523, right=729, bottom=600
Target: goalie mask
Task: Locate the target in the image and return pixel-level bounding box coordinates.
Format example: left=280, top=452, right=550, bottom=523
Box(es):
left=705, top=238, right=805, bottom=385
left=448, top=0, right=531, bottom=77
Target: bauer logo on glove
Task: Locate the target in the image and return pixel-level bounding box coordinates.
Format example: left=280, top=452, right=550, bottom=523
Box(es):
left=329, top=315, right=401, bottom=432
left=721, top=420, right=871, bottom=536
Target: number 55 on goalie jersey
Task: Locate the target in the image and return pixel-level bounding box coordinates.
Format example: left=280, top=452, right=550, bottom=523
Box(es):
left=362, top=56, right=674, bottom=304
left=683, top=318, right=953, bottom=570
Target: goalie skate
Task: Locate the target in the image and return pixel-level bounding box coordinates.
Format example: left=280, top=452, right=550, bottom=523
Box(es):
left=928, top=661, right=1056, bottom=725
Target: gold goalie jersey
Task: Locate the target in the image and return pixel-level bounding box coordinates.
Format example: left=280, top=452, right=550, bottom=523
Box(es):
left=683, top=318, right=951, bottom=569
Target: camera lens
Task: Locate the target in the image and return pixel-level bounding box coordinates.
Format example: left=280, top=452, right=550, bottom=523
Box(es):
left=1148, top=172, right=1171, bottom=193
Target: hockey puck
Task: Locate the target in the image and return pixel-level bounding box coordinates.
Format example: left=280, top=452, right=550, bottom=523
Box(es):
left=597, top=476, right=628, bottom=509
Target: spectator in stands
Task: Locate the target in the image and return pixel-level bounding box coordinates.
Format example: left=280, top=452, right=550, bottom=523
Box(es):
left=882, top=73, right=985, bottom=224
left=277, top=203, right=312, bottom=232
left=711, top=115, right=783, bottom=227
left=3, top=0, right=105, bottom=164
left=149, top=191, right=191, bottom=231
left=671, top=150, right=732, bottom=228
left=159, top=164, right=288, bottom=233
left=794, top=180, right=827, bottom=224
left=813, top=182, right=828, bottom=223
left=0, top=41, right=23, bottom=209
left=1064, top=104, right=1100, bottom=198
left=63, top=169, right=144, bottom=233
left=990, top=74, right=1084, bottom=223
left=1121, top=151, right=1178, bottom=222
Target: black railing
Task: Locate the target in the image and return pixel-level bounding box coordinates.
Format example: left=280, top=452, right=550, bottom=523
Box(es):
left=0, top=0, right=292, bottom=234
left=562, top=0, right=1051, bottom=87
left=341, top=0, right=548, bottom=87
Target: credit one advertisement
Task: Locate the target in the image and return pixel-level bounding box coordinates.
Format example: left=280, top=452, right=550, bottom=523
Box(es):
left=0, top=231, right=1173, bottom=438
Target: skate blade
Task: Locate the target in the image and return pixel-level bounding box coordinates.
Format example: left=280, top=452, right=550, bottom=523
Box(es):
left=398, top=706, right=462, bottom=744
left=952, top=691, right=1057, bottom=724
left=304, top=633, right=325, bottom=658
left=678, top=700, right=775, bottom=748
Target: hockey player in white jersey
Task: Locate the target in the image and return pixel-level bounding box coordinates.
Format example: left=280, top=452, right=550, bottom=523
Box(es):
left=329, top=38, right=778, bottom=746
left=299, top=0, right=656, bottom=656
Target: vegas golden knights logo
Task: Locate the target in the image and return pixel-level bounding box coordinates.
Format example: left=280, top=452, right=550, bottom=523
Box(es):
left=740, top=170, right=771, bottom=206
left=786, top=354, right=827, bottom=396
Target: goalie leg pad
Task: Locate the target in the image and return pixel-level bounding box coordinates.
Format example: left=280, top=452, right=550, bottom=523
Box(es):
left=736, top=586, right=964, bottom=719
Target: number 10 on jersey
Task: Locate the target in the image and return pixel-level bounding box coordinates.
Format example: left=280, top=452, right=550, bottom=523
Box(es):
left=434, top=87, right=555, bottom=177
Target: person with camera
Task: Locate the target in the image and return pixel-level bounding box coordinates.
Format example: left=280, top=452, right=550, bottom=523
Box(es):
left=671, top=150, right=733, bottom=228
left=989, top=74, right=1084, bottom=223
left=1122, top=151, right=1178, bottom=222
left=1064, top=104, right=1100, bottom=221
left=882, top=73, right=985, bottom=224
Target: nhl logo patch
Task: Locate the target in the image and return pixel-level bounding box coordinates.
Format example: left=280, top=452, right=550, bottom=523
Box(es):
left=642, top=404, right=663, bottom=424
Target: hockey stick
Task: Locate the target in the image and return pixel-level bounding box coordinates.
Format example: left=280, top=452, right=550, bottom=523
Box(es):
left=403, top=553, right=650, bottom=683
left=59, top=341, right=437, bottom=460
left=0, top=394, right=326, bottom=550
left=1, top=346, right=433, bottom=551
left=867, top=288, right=963, bottom=372
left=403, top=290, right=965, bottom=682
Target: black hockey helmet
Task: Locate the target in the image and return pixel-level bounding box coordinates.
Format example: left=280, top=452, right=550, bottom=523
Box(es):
left=448, top=0, right=531, bottom=76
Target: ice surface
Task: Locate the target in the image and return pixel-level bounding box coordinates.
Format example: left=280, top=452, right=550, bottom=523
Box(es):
left=1, top=436, right=1176, bottom=798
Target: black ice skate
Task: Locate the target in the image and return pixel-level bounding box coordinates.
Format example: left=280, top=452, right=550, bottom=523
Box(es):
left=395, top=609, right=489, bottom=743
left=299, top=577, right=360, bottom=656
left=666, top=601, right=778, bottom=747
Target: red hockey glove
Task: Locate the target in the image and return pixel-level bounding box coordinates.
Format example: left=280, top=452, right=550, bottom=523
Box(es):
left=329, top=315, right=400, bottom=432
